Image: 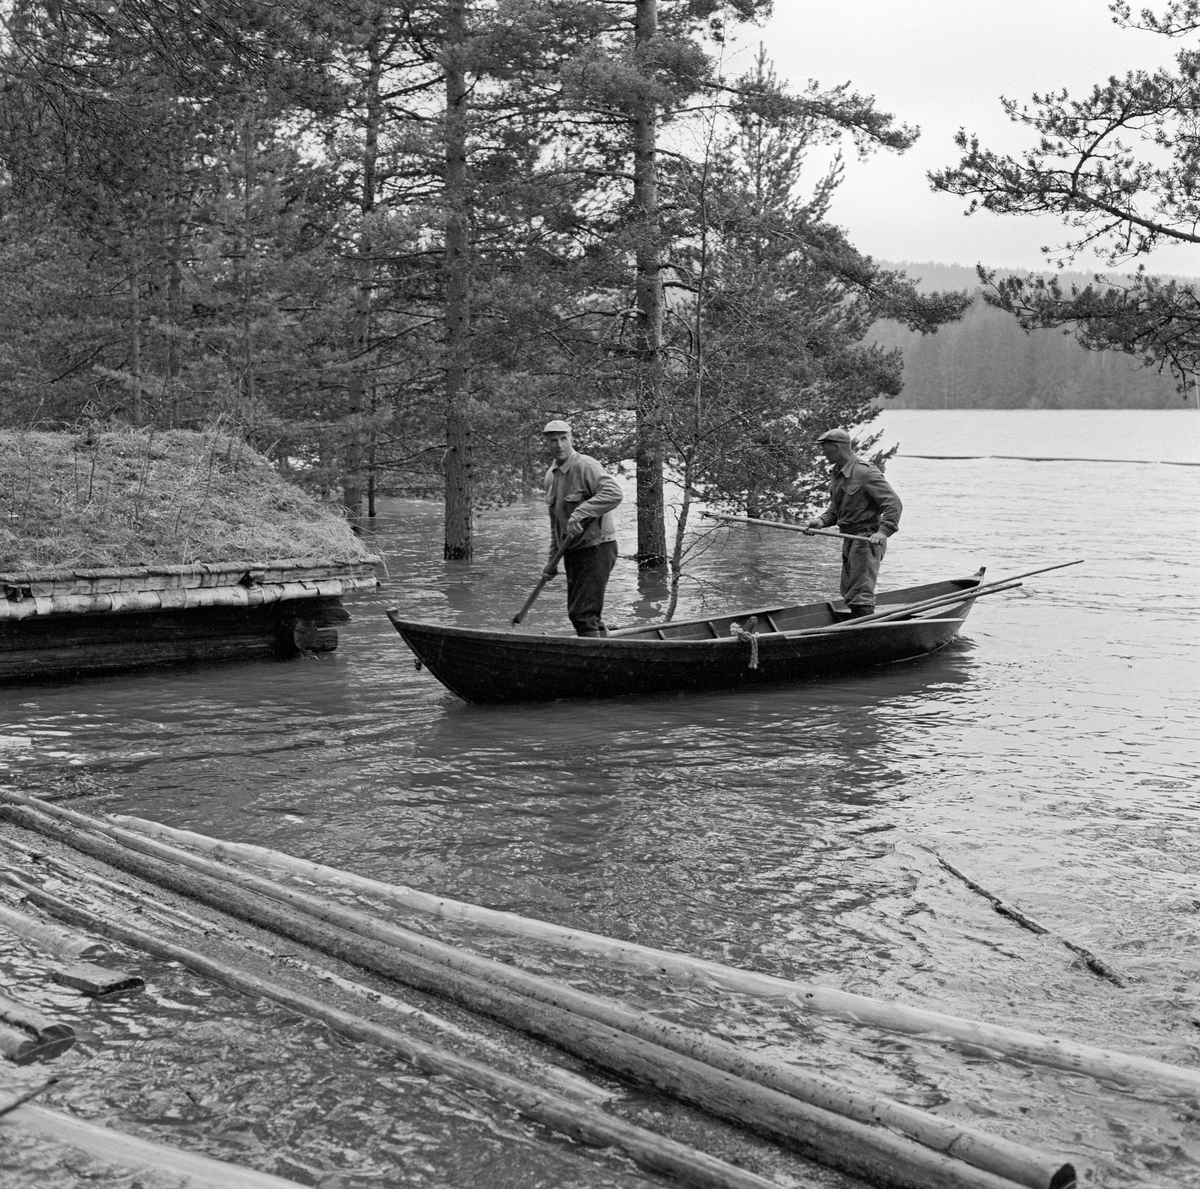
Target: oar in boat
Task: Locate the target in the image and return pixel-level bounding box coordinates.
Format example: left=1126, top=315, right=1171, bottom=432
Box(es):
left=823, top=558, right=1085, bottom=633
left=701, top=510, right=871, bottom=544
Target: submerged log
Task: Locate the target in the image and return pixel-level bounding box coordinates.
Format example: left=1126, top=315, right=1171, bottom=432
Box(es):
left=0, top=799, right=1073, bottom=1189
left=0, top=1021, right=74, bottom=1064
left=11, top=877, right=794, bottom=1189
left=0, top=991, right=76, bottom=1043
left=105, top=809, right=1200, bottom=1099
left=0, top=898, right=109, bottom=961
left=2, top=1102, right=309, bottom=1188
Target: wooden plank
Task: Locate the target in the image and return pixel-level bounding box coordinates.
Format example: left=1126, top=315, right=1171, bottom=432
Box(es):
left=52, top=962, right=143, bottom=997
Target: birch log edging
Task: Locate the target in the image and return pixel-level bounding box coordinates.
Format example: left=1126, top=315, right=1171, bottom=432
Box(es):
left=107, top=808, right=1200, bottom=1098
left=0, top=806, right=1060, bottom=1189
left=937, top=857, right=1131, bottom=988
left=7, top=877, right=794, bottom=1189
left=1, top=1103, right=311, bottom=1189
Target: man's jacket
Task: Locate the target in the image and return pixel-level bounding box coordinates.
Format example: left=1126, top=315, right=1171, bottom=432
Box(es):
left=545, top=451, right=623, bottom=553
left=814, top=457, right=902, bottom=537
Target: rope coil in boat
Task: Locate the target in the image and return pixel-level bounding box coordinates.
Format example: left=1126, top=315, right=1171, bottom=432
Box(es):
left=730, top=618, right=760, bottom=669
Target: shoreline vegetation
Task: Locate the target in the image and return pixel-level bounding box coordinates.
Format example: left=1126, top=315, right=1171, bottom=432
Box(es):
left=0, top=428, right=374, bottom=574
left=873, top=263, right=1191, bottom=411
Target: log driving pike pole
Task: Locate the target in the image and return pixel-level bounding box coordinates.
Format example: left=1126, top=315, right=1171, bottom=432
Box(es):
left=512, top=514, right=597, bottom=626
left=700, top=510, right=871, bottom=544
left=511, top=537, right=570, bottom=625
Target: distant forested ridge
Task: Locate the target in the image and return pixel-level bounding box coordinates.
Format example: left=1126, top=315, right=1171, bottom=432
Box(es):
left=872, top=263, right=1192, bottom=409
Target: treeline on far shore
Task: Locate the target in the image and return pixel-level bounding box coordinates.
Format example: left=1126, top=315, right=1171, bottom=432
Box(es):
left=872, top=262, right=1191, bottom=410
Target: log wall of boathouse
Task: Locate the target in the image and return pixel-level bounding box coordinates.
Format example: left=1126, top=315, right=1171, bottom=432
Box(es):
left=0, top=559, right=379, bottom=683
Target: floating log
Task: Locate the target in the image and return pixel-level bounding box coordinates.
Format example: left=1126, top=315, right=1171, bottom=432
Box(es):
left=107, top=809, right=1200, bottom=1099
left=938, top=857, right=1131, bottom=987
left=2, top=1102, right=310, bottom=1188
left=0, top=803, right=1073, bottom=1189
left=0, top=991, right=76, bottom=1043
left=10, top=877, right=794, bottom=1189
left=11, top=872, right=1035, bottom=1189
left=0, top=898, right=109, bottom=961
left=0, top=837, right=610, bottom=1097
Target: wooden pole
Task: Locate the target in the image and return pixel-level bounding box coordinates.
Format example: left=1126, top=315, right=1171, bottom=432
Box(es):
left=512, top=536, right=572, bottom=625
left=8, top=876, right=795, bottom=1189
left=5, top=866, right=1042, bottom=1189
left=808, top=580, right=1024, bottom=634
left=701, top=511, right=871, bottom=543
left=87, top=803, right=1200, bottom=1100
left=938, top=857, right=1130, bottom=988
left=0, top=1077, right=58, bottom=1119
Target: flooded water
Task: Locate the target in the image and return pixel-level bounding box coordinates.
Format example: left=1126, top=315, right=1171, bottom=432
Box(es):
left=1, top=408, right=1198, bottom=1188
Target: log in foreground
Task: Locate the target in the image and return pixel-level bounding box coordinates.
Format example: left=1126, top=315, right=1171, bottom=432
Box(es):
left=108, top=807, right=1200, bottom=1099
left=1, top=1102, right=309, bottom=1189
left=8, top=877, right=793, bottom=1189
left=1, top=799, right=1073, bottom=1189
left=5, top=874, right=1040, bottom=1189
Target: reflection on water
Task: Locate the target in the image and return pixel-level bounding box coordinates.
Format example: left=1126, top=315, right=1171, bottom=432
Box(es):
left=1, top=411, right=1198, bottom=1187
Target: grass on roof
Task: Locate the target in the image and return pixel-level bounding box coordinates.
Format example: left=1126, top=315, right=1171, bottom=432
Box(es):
left=0, top=428, right=374, bottom=572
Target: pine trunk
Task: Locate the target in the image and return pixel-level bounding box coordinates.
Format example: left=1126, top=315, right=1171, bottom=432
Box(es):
left=632, top=0, right=665, bottom=569
left=129, top=248, right=143, bottom=426
left=443, top=1, right=473, bottom=560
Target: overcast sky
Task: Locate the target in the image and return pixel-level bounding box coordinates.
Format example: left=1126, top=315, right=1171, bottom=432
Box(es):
left=745, top=0, right=1188, bottom=275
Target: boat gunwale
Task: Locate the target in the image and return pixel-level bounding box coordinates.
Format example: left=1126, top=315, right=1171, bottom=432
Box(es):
left=386, top=610, right=973, bottom=647
left=386, top=574, right=982, bottom=648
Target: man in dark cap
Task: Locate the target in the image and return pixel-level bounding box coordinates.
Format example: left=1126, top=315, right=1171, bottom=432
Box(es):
left=542, top=419, right=624, bottom=636
left=805, top=427, right=902, bottom=617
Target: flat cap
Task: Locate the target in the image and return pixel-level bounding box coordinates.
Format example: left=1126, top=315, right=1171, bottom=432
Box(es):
left=815, top=427, right=852, bottom=444
left=542, top=419, right=572, bottom=433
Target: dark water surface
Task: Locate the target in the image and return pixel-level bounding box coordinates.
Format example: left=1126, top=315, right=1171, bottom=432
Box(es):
left=1, top=410, right=1198, bottom=1187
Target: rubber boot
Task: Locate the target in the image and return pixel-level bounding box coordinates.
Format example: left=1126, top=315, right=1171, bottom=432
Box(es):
left=849, top=604, right=874, bottom=618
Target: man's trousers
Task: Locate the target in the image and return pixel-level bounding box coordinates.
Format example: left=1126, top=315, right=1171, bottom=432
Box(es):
left=840, top=536, right=886, bottom=611
left=564, top=540, right=618, bottom=636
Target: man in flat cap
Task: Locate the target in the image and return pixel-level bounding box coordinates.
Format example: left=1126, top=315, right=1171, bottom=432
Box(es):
left=805, top=427, right=902, bottom=618
left=542, top=419, right=624, bottom=636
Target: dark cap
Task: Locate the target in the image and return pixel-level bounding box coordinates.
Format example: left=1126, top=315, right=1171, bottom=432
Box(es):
left=815, top=427, right=852, bottom=444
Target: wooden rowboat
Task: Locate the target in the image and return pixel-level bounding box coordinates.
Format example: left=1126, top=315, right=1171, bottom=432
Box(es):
left=387, top=570, right=985, bottom=703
